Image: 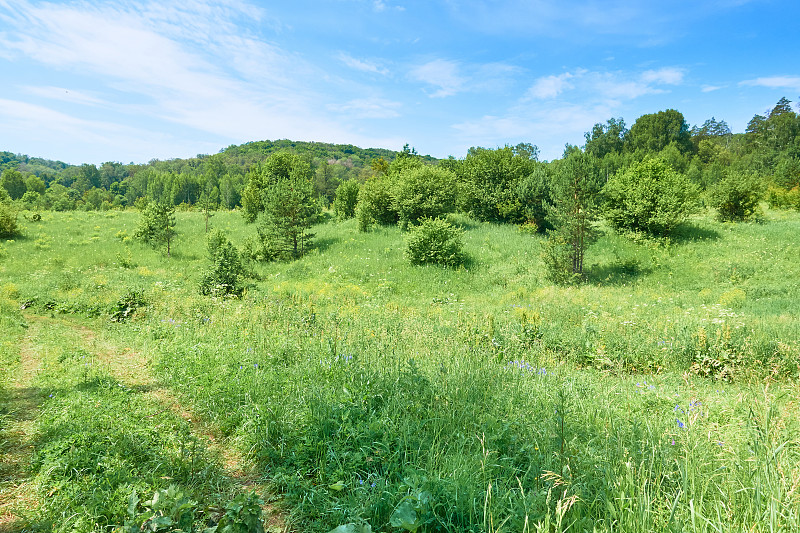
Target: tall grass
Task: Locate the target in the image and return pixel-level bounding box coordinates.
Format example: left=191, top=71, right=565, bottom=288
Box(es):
left=1, top=208, right=798, bottom=531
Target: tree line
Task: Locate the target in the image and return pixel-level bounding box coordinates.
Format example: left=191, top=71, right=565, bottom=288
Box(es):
left=3, top=99, right=800, bottom=283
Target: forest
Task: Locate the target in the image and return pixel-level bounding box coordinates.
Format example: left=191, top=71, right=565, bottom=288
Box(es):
left=0, top=99, right=799, bottom=532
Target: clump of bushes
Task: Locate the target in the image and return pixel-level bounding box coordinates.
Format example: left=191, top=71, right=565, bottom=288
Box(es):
left=356, top=177, right=397, bottom=231
left=404, top=217, right=465, bottom=267
left=766, top=186, right=800, bottom=210
left=602, top=158, right=699, bottom=237
left=393, top=166, right=458, bottom=230
left=708, top=172, right=764, bottom=221
left=332, top=179, right=360, bottom=221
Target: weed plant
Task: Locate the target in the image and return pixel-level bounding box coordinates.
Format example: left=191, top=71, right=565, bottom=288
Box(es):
left=1, top=208, right=798, bottom=531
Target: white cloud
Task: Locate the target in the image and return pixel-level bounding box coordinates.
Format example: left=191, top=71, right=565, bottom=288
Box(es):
left=525, top=73, right=574, bottom=100
left=337, top=52, right=390, bottom=76
left=641, top=67, right=684, bottom=85
left=23, top=86, right=109, bottom=107
left=740, top=76, right=800, bottom=92
left=451, top=65, right=690, bottom=160
left=0, top=0, right=383, bottom=161
left=0, top=97, right=210, bottom=163
left=701, top=85, right=725, bottom=93
left=409, top=59, right=465, bottom=98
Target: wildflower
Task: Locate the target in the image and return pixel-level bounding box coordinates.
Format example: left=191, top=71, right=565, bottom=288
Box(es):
left=671, top=439, right=675, bottom=445
left=677, top=419, right=685, bottom=429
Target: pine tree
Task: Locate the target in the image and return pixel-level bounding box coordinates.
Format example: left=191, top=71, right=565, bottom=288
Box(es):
left=134, top=202, right=177, bottom=257
left=542, top=151, right=602, bottom=283
left=256, top=175, right=320, bottom=260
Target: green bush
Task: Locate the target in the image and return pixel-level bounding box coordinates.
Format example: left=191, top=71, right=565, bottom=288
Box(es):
left=602, top=157, right=700, bottom=237
left=0, top=203, right=19, bottom=239
left=766, top=186, right=800, bottom=210
left=392, top=166, right=458, bottom=230
left=199, top=230, right=245, bottom=297
left=332, top=179, right=361, bottom=221
left=404, top=217, right=465, bottom=267
left=708, top=172, right=765, bottom=221
left=355, top=177, right=397, bottom=232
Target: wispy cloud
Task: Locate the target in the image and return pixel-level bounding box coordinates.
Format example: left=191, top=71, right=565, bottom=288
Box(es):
left=701, top=85, right=725, bottom=93
left=455, top=65, right=688, bottom=159
left=521, top=66, right=684, bottom=105
left=409, top=59, right=465, bottom=98
left=337, top=52, right=390, bottom=76
left=23, top=86, right=109, bottom=107
left=740, top=76, right=800, bottom=92
left=0, top=0, right=384, bottom=160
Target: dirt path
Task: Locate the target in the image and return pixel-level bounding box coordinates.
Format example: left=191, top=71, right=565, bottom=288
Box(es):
left=0, top=315, right=288, bottom=532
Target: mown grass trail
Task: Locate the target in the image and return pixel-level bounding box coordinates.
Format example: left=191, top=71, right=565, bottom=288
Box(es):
left=0, top=313, right=286, bottom=532
left=0, top=316, right=45, bottom=531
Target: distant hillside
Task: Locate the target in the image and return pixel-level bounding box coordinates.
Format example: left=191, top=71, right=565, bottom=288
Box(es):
left=1, top=151, right=74, bottom=177
left=1, top=139, right=434, bottom=180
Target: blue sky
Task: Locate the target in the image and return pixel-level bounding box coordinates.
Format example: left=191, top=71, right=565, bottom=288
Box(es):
left=1, top=0, right=799, bottom=165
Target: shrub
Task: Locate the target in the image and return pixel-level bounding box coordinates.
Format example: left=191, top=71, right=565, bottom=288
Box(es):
left=404, top=217, right=465, bottom=267
left=456, top=144, right=540, bottom=223
left=332, top=179, right=360, bottom=220
left=602, top=158, right=700, bottom=237
left=355, top=177, right=397, bottom=231
left=708, top=172, right=765, bottom=221
left=0, top=203, right=19, bottom=239
left=199, top=230, right=245, bottom=297
left=392, top=166, right=458, bottom=230
left=766, top=186, right=800, bottom=210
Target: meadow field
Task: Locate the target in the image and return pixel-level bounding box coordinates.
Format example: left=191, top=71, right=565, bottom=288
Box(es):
left=1, top=208, right=798, bottom=532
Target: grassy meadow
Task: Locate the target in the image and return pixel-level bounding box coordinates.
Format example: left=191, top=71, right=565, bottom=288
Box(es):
left=0, top=208, right=799, bottom=532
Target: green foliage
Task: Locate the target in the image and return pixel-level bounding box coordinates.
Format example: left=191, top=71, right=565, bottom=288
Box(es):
left=0, top=202, right=20, bottom=238
left=584, top=117, right=627, bottom=159
left=626, top=109, right=693, bottom=155
left=602, top=157, right=700, bottom=237
left=355, top=176, right=397, bottom=231
left=543, top=151, right=602, bottom=283
left=708, top=172, right=765, bottom=221
left=123, top=488, right=264, bottom=533
left=0, top=168, right=27, bottom=200
left=135, top=202, right=177, bottom=256
left=456, top=144, right=540, bottom=223
left=214, top=492, right=265, bottom=533
left=123, top=486, right=199, bottom=532
left=200, top=230, right=245, bottom=297
left=253, top=173, right=320, bottom=260
left=110, top=289, right=146, bottom=322
left=404, top=217, right=465, bottom=267
left=332, top=179, right=360, bottom=221
left=766, top=185, right=800, bottom=210
left=241, top=152, right=313, bottom=223
left=392, top=166, right=458, bottom=230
